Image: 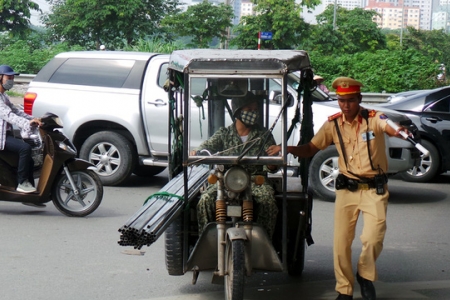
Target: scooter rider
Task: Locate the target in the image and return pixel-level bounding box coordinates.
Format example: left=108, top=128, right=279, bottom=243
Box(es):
left=0, top=65, right=42, bottom=194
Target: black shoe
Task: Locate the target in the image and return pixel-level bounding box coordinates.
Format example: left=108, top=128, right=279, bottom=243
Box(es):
left=336, top=293, right=353, bottom=300
left=357, top=272, right=376, bottom=300
left=22, top=202, right=46, bottom=208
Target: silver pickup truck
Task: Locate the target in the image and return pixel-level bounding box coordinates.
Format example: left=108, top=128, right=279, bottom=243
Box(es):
left=24, top=51, right=419, bottom=200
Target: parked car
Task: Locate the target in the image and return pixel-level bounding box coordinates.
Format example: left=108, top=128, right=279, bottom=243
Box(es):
left=385, top=89, right=431, bottom=104
left=378, top=86, right=450, bottom=182
left=24, top=51, right=171, bottom=185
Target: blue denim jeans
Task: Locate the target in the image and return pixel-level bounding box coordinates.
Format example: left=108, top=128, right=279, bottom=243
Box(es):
left=3, top=134, right=34, bottom=185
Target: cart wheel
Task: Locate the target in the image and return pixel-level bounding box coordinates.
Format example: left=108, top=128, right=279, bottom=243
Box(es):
left=165, top=215, right=184, bottom=275
left=224, top=239, right=245, bottom=300
left=287, top=231, right=306, bottom=277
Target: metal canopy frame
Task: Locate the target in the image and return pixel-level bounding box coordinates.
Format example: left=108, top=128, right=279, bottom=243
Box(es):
left=168, top=49, right=311, bottom=75
left=167, top=49, right=314, bottom=273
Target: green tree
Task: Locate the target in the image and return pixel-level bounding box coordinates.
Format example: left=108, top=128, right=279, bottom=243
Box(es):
left=123, top=38, right=185, bottom=54
left=43, top=0, right=180, bottom=49
left=0, top=0, right=40, bottom=37
left=309, top=49, right=438, bottom=93
left=0, top=32, right=82, bottom=73
left=231, top=0, right=312, bottom=49
left=402, top=27, right=450, bottom=69
left=161, top=0, right=233, bottom=48
left=304, top=5, right=386, bottom=55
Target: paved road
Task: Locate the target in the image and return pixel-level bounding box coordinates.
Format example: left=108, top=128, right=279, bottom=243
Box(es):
left=0, top=171, right=449, bottom=300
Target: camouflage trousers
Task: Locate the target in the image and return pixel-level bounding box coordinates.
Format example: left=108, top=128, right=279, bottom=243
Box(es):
left=197, top=182, right=278, bottom=238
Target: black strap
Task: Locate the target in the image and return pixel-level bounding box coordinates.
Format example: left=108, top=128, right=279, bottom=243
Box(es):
left=333, top=118, right=366, bottom=180
left=361, top=109, right=377, bottom=171
left=333, top=118, right=349, bottom=167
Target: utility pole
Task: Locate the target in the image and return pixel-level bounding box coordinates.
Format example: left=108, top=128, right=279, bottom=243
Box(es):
left=224, top=0, right=234, bottom=49
left=447, top=0, right=449, bottom=34
left=400, top=0, right=405, bottom=46
left=333, top=0, right=337, bottom=30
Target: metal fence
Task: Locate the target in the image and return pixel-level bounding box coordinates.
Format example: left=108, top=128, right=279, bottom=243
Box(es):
left=15, top=74, right=36, bottom=84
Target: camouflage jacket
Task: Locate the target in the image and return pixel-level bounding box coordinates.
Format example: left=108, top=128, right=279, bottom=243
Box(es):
left=195, top=123, right=277, bottom=175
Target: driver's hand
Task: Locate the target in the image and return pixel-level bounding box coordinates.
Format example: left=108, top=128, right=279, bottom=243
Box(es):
left=266, top=145, right=281, bottom=156
left=30, top=118, right=42, bottom=127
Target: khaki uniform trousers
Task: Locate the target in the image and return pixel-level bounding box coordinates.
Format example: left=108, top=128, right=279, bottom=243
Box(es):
left=334, top=186, right=388, bottom=295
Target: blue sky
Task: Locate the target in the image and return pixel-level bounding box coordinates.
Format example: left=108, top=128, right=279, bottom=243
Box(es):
left=30, top=0, right=50, bottom=26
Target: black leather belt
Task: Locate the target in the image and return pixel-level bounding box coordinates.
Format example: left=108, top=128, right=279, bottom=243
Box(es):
left=336, top=174, right=377, bottom=191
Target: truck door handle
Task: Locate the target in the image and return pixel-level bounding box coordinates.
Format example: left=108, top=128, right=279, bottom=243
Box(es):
left=148, top=99, right=167, bottom=106
left=425, top=116, right=442, bottom=123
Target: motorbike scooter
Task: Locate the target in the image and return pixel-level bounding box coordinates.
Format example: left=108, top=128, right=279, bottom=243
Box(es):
left=0, top=112, right=103, bottom=217
left=118, top=50, right=315, bottom=300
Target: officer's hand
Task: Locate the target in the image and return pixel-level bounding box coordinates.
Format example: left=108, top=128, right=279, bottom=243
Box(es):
left=266, top=145, right=281, bottom=156
left=395, top=126, right=411, bottom=139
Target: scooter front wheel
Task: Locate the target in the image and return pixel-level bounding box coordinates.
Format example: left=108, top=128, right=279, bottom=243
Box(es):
left=224, top=239, right=245, bottom=300
left=52, top=170, right=103, bottom=217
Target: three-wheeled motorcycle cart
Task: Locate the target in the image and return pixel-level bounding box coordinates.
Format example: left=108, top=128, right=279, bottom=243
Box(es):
left=119, top=49, right=316, bottom=300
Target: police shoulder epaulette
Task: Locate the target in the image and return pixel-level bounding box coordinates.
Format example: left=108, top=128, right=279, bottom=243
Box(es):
left=328, top=112, right=342, bottom=122
left=368, top=110, right=377, bottom=118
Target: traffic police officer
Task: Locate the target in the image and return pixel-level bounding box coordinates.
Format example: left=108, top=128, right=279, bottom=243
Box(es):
left=267, top=77, right=408, bottom=300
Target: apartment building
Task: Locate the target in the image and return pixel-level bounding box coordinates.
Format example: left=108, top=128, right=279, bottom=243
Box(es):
left=240, top=0, right=255, bottom=17
left=432, top=0, right=450, bottom=31
left=366, top=0, right=420, bottom=29
left=319, top=0, right=434, bottom=30
left=322, top=0, right=366, bottom=10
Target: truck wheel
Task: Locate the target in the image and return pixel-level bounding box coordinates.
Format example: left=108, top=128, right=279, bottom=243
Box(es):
left=309, top=146, right=339, bottom=202
left=165, top=215, right=184, bottom=275
left=133, top=165, right=166, bottom=177
left=400, top=140, right=440, bottom=183
left=80, top=131, right=136, bottom=186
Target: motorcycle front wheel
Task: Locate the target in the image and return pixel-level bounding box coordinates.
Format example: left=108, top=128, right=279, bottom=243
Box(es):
left=224, top=239, right=245, bottom=300
left=52, top=170, right=103, bottom=217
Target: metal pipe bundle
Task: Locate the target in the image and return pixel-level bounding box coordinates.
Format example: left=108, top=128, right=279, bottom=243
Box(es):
left=118, top=165, right=210, bottom=249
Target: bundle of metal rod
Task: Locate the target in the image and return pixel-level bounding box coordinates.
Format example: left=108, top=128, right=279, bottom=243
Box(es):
left=118, top=165, right=210, bottom=249
left=118, top=195, right=184, bottom=248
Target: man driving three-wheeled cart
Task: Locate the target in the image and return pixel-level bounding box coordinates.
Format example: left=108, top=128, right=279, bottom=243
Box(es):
left=119, top=49, right=316, bottom=300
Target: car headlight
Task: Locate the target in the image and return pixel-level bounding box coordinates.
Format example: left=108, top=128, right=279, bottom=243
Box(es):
left=224, top=166, right=250, bottom=193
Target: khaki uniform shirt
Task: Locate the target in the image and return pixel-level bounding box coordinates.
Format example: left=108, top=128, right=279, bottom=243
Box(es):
left=311, top=108, right=389, bottom=179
